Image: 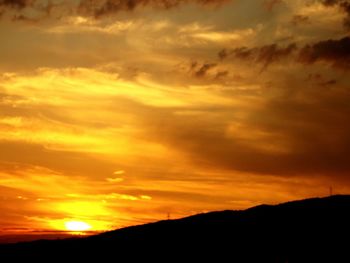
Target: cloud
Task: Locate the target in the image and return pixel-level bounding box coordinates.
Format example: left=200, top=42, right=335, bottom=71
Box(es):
left=0, top=0, right=28, bottom=9
left=113, top=170, right=125, bottom=175
left=219, top=43, right=297, bottom=72
left=215, top=70, right=229, bottom=79
left=263, top=0, right=284, bottom=11
left=321, top=0, right=350, bottom=29
left=190, top=62, right=217, bottom=77
left=106, top=177, right=124, bottom=183
left=256, top=44, right=297, bottom=71
left=134, top=82, right=350, bottom=178
left=307, top=73, right=337, bottom=86
left=298, top=36, right=350, bottom=69
left=218, top=36, right=350, bottom=71
left=291, top=14, right=310, bottom=26
left=0, top=141, right=117, bottom=178
left=0, top=0, right=230, bottom=20
left=81, top=0, right=229, bottom=17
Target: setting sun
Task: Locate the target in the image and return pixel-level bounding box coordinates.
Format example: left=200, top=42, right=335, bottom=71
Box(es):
left=65, top=221, right=91, bottom=232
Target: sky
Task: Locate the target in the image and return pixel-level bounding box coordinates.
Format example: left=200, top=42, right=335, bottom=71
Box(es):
left=0, top=0, right=350, bottom=235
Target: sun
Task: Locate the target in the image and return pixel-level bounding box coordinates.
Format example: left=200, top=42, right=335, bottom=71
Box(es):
left=65, top=221, right=91, bottom=232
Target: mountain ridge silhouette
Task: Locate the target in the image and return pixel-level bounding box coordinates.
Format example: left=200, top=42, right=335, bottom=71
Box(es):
left=1, top=195, right=349, bottom=262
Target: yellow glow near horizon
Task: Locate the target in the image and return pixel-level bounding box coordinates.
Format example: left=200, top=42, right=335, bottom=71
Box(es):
left=49, top=217, right=114, bottom=232
left=65, top=221, right=91, bottom=232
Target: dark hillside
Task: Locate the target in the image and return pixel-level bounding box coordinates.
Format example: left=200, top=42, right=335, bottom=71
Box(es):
left=1, top=195, right=349, bottom=262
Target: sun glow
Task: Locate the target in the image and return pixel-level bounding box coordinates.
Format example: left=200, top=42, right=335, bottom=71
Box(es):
left=65, top=221, right=91, bottom=232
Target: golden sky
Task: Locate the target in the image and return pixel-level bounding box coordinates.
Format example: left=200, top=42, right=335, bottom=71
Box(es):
left=1, top=0, right=350, bottom=234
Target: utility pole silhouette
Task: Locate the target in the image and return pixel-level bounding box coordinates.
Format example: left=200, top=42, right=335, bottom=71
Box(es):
left=329, top=186, right=333, bottom=196
left=167, top=212, right=170, bottom=220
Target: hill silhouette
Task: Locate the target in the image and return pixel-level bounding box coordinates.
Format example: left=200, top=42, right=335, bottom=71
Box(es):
left=1, top=195, right=349, bottom=262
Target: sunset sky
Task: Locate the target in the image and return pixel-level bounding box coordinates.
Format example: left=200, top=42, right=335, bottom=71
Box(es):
left=1, top=0, right=350, bottom=235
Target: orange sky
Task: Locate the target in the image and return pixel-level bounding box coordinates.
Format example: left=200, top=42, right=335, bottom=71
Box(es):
left=1, top=0, right=350, bottom=235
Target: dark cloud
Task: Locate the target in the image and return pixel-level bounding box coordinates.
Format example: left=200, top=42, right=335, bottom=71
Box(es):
left=231, top=46, right=254, bottom=59
left=215, top=70, right=229, bottom=79
left=256, top=43, right=297, bottom=71
left=0, top=0, right=229, bottom=20
left=322, top=0, right=350, bottom=29
left=262, top=0, right=284, bottom=11
left=80, top=0, right=229, bottom=17
left=193, top=62, right=217, bottom=77
left=0, top=141, right=117, bottom=178
left=307, top=73, right=337, bottom=86
left=219, top=43, right=297, bottom=72
left=219, top=36, right=350, bottom=70
left=86, top=94, right=350, bottom=178
left=179, top=61, right=227, bottom=82
left=298, top=37, right=350, bottom=69
left=291, top=14, right=310, bottom=26
left=0, top=0, right=47, bottom=18
left=322, top=79, right=337, bottom=85
left=218, top=49, right=230, bottom=60
left=0, top=0, right=28, bottom=9
left=133, top=85, right=350, bottom=178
